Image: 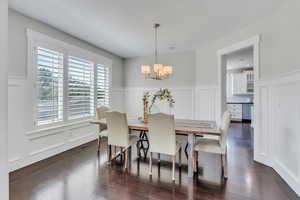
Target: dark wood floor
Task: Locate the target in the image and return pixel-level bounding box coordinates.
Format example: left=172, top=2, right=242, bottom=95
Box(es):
left=10, top=123, right=299, bottom=200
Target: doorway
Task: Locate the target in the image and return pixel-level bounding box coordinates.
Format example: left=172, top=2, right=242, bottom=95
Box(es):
left=217, top=36, right=260, bottom=158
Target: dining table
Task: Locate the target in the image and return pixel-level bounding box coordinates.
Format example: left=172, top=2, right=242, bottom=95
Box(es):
left=90, top=118, right=221, bottom=178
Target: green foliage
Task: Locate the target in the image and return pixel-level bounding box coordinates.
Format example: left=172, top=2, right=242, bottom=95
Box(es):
left=148, top=88, right=175, bottom=112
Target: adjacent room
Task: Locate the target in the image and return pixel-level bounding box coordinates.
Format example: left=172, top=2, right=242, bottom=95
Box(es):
left=0, top=0, right=300, bottom=200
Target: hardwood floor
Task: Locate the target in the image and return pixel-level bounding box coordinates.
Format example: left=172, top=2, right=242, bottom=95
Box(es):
left=9, top=123, right=299, bottom=200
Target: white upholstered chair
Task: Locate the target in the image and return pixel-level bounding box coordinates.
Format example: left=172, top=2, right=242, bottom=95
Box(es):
left=96, top=105, right=110, bottom=153
left=193, top=111, right=231, bottom=179
left=148, top=113, right=182, bottom=181
left=105, top=111, right=137, bottom=169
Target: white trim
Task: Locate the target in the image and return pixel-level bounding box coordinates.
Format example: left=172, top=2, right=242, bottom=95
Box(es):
left=124, top=86, right=194, bottom=92
left=8, top=131, right=97, bottom=172
left=29, top=142, right=65, bottom=156
left=217, top=35, right=261, bottom=160
left=26, top=118, right=92, bottom=139
left=26, top=29, right=112, bottom=64
left=257, top=69, right=300, bottom=86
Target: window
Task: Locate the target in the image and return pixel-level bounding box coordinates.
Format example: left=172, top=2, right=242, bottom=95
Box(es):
left=28, top=29, right=112, bottom=128
left=68, top=56, right=95, bottom=120
left=96, top=64, right=110, bottom=106
left=35, top=47, right=64, bottom=126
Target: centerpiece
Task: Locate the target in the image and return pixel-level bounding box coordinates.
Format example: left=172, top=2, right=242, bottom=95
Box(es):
left=142, top=88, right=175, bottom=123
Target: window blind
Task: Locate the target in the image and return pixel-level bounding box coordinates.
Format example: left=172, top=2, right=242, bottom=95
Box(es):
left=68, top=56, right=95, bottom=119
left=35, top=47, right=64, bottom=126
left=96, top=64, right=110, bottom=106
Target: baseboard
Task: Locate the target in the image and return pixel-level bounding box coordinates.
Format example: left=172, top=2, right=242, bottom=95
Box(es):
left=9, top=132, right=97, bottom=172
left=9, top=139, right=98, bottom=182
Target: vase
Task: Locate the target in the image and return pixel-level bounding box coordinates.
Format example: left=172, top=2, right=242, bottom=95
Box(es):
left=143, top=100, right=149, bottom=123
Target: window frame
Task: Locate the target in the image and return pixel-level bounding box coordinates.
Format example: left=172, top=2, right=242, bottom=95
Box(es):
left=27, top=29, right=112, bottom=130
left=95, top=63, right=111, bottom=107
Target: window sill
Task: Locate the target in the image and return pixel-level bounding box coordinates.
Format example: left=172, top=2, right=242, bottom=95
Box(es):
left=26, top=118, right=94, bottom=140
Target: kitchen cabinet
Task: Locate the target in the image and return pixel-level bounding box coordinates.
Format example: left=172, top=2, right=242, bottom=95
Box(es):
left=232, top=71, right=254, bottom=95
left=227, top=104, right=242, bottom=121
left=242, top=104, right=251, bottom=120
left=227, top=103, right=253, bottom=122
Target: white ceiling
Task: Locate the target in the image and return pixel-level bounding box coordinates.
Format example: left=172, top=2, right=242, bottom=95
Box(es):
left=9, top=0, right=284, bottom=58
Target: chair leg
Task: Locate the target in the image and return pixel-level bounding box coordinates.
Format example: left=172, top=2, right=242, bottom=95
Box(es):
left=172, top=155, right=176, bottom=181
left=193, top=151, right=196, bottom=172
left=196, top=151, right=199, bottom=174
left=124, top=149, right=128, bottom=170
left=221, top=154, right=224, bottom=179
left=136, top=140, right=141, bottom=158
left=120, top=147, right=123, bottom=163
left=149, top=152, right=153, bottom=176
left=184, top=142, right=189, bottom=159
left=108, top=145, right=112, bottom=164
left=179, top=148, right=182, bottom=167
left=223, top=153, right=228, bottom=179
left=97, top=136, right=101, bottom=154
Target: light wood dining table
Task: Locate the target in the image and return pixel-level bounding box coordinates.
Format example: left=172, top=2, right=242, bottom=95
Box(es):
left=90, top=118, right=221, bottom=178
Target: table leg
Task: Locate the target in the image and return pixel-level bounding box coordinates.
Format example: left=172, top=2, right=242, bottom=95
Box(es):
left=187, top=134, right=195, bottom=178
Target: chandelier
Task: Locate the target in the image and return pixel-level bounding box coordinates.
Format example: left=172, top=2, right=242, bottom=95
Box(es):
left=141, top=24, right=173, bottom=80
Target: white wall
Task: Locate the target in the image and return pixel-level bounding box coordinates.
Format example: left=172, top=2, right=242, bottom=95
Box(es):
left=7, top=9, right=125, bottom=172
left=0, top=0, right=9, bottom=199
left=124, top=51, right=195, bottom=88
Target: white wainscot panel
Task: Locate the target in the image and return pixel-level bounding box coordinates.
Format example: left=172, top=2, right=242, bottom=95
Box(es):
left=255, top=86, right=270, bottom=164
left=124, top=88, right=145, bottom=119
left=110, top=88, right=124, bottom=112
left=257, top=70, right=300, bottom=196
left=8, top=77, right=98, bottom=171
left=195, top=86, right=218, bottom=121
left=124, top=87, right=194, bottom=119
left=68, top=123, right=97, bottom=146
left=272, top=82, right=300, bottom=195
left=170, top=88, right=194, bottom=119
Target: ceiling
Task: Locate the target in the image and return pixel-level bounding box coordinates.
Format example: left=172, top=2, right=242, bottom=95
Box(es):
left=9, top=0, right=284, bottom=58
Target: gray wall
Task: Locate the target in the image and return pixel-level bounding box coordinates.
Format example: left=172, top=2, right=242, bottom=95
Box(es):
left=196, top=0, right=300, bottom=86
left=124, top=51, right=195, bottom=88
left=8, top=9, right=124, bottom=88
left=0, top=0, right=8, bottom=199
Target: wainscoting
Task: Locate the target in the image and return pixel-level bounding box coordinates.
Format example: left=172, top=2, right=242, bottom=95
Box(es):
left=8, top=70, right=300, bottom=196
left=255, top=70, right=300, bottom=196
left=123, top=71, right=300, bottom=195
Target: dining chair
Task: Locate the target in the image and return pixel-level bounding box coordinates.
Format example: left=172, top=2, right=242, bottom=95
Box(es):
left=96, top=105, right=110, bottom=154
left=105, top=111, right=138, bottom=169
left=148, top=113, right=182, bottom=181
left=193, top=111, right=231, bottom=179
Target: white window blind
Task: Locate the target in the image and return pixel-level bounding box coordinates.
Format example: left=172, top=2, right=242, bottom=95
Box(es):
left=68, top=56, right=95, bottom=119
left=35, top=47, right=64, bottom=126
left=96, top=64, right=110, bottom=106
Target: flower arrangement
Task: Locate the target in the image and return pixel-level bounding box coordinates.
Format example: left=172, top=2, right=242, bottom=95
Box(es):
left=142, top=88, right=175, bottom=122
left=149, top=88, right=175, bottom=113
